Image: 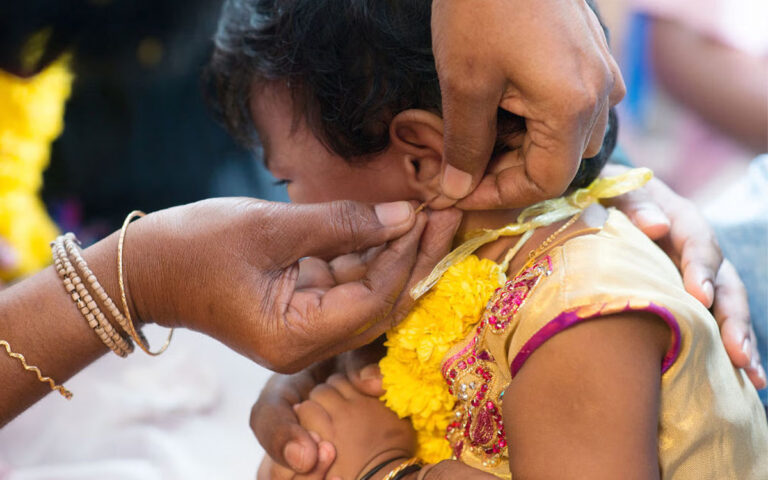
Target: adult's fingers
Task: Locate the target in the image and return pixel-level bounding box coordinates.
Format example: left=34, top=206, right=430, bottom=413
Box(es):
left=438, top=70, right=501, bottom=200
left=582, top=100, right=610, bottom=158
left=283, top=214, right=428, bottom=362
left=712, top=260, right=766, bottom=389
left=251, top=373, right=324, bottom=473
left=601, top=165, right=671, bottom=240
left=665, top=203, right=722, bottom=308
left=295, top=258, right=335, bottom=291
left=342, top=211, right=464, bottom=396
left=327, top=245, right=386, bottom=284
left=272, top=200, right=416, bottom=263
left=323, top=208, right=463, bottom=355
left=341, top=342, right=387, bottom=397
left=609, top=169, right=722, bottom=307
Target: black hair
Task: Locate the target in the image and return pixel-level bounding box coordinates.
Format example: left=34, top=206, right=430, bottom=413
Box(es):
left=205, top=0, right=617, bottom=190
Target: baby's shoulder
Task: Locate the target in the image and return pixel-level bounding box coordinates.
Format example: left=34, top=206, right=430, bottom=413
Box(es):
left=498, top=209, right=702, bottom=375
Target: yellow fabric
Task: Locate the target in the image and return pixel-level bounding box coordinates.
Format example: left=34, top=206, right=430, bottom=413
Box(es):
left=445, top=209, right=768, bottom=479
left=0, top=54, right=70, bottom=281
left=409, top=167, right=652, bottom=299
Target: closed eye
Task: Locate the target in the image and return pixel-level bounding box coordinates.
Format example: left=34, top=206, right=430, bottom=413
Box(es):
left=272, top=179, right=291, bottom=186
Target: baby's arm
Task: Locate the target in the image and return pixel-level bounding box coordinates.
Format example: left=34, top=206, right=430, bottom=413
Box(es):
left=293, top=374, right=499, bottom=480
left=503, top=312, right=667, bottom=480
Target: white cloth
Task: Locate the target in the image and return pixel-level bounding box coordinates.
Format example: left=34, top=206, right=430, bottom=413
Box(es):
left=0, top=327, right=271, bottom=479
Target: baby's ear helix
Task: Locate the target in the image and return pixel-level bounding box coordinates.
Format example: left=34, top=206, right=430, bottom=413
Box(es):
left=389, top=109, right=445, bottom=200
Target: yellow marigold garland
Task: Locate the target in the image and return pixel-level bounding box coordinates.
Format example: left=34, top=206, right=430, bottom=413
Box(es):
left=380, top=255, right=503, bottom=463
left=0, top=51, right=71, bottom=281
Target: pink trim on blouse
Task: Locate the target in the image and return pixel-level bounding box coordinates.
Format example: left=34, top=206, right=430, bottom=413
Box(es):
left=510, top=301, right=682, bottom=378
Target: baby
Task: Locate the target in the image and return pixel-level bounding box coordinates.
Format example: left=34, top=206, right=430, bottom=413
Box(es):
left=207, top=0, right=768, bottom=478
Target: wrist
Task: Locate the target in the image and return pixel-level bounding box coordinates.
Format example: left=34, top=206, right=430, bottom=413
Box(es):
left=118, top=213, right=160, bottom=328
left=81, top=215, right=158, bottom=329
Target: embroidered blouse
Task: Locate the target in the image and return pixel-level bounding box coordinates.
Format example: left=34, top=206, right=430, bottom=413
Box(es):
left=435, top=209, right=768, bottom=478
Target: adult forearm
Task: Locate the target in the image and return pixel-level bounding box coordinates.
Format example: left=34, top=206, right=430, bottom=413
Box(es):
left=0, top=232, right=123, bottom=426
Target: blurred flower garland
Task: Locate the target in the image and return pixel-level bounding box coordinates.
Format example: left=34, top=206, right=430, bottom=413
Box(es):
left=0, top=31, right=70, bottom=281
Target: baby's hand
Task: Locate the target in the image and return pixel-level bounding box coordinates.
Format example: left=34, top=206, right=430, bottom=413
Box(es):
left=294, top=373, right=416, bottom=480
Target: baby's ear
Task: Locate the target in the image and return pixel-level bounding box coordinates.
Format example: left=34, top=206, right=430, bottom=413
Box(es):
left=389, top=109, right=444, bottom=197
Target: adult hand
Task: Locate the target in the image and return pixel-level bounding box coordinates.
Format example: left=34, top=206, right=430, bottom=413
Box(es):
left=603, top=165, right=766, bottom=389
left=432, top=0, right=626, bottom=208
left=127, top=199, right=459, bottom=373
left=251, top=209, right=462, bottom=475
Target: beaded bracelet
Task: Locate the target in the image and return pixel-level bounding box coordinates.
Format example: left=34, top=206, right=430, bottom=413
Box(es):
left=1, top=339, right=72, bottom=399
left=61, top=233, right=141, bottom=349
left=52, top=237, right=133, bottom=357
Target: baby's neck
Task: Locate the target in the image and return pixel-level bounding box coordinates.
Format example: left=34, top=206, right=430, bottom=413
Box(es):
left=454, top=204, right=607, bottom=277
left=456, top=208, right=524, bottom=241
left=455, top=208, right=525, bottom=265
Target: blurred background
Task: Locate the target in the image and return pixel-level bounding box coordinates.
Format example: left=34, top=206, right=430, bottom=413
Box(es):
left=0, top=0, right=765, bottom=478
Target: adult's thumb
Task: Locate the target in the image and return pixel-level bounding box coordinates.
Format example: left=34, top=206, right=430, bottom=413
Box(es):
left=286, top=200, right=416, bottom=260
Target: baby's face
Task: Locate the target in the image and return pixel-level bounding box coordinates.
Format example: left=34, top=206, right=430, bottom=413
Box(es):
left=249, top=82, right=420, bottom=204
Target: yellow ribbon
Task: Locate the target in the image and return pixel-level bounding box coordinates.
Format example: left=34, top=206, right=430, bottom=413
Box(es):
left=410, top=167, right=653, bottom=299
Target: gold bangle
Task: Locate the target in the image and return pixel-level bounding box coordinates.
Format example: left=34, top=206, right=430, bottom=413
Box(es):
left=383, top=457, right=422, bottom=480
left=118, top=210, right=174, bottom=356
left=1, top=339, right=72, bottom=399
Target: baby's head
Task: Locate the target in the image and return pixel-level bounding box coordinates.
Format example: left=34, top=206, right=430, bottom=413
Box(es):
left=207, top=0, right=616, bottom=205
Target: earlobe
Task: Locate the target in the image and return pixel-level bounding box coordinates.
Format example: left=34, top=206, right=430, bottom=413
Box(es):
left=389, top=110, right=444, bottom=198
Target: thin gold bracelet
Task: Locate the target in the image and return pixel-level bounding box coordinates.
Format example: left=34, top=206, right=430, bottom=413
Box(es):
left=383, top=457, right=422, bottom=480
left=118, top=210, right=174, bottom=356
left=1, top=340, right=72, bottom=399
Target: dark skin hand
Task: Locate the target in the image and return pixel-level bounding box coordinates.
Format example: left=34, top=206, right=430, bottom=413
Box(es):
left=254, top=208, right=463, bottom=477
left=432, top=0, right=626, bottom=208
left=602, top=165, right=764, bottom=387
left=0, top=198, right=462, bottom=426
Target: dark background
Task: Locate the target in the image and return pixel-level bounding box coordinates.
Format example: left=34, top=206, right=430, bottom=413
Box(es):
left=1, top=0, right=287, bottom=239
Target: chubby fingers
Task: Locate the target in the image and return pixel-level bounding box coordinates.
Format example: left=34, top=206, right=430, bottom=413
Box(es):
left=257, top=441, right=336, bottom=480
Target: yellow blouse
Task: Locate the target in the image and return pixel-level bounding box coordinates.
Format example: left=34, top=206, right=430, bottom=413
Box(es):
left=384, top=209, right=768, bottom=479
